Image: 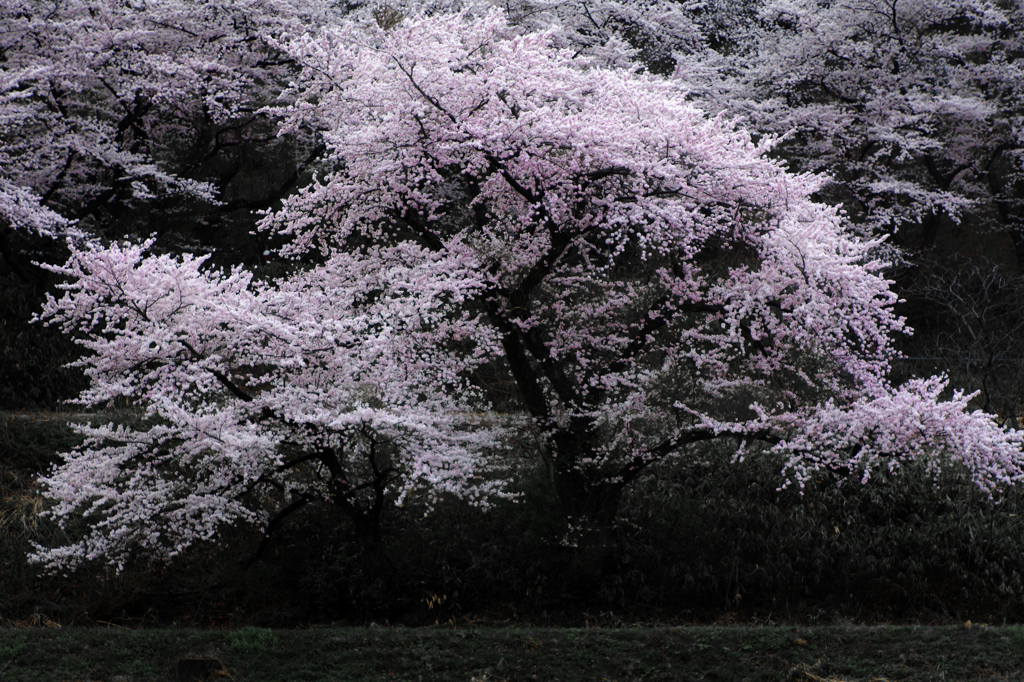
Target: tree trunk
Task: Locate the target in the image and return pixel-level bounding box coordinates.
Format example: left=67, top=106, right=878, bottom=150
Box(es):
left=550, top=464, right=626, bottom=589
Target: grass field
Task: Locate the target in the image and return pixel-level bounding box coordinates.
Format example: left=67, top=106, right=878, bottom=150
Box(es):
left=1, top=624, right=1023, bottom=681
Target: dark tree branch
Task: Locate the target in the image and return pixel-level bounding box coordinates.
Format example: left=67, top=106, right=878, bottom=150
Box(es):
left=922, top=154, right=972, bottom=190
left=481, top=290, right=554, bottom=425
left=213, top=143, right=327, bottom=214
left=243, top=494, right=311, bottom=568
left=40, top=150, right=77, bottom=205
left=585, top=166, right=632, bottom=183
left=178, top=339, right=255, bottom=403
left=0, top=229, right=46, bottom=287
left=609, top=299, right=724, bottom=374
left=614, top=426, right=720, bottom=488
left=392, top=59, right=458, bottom=125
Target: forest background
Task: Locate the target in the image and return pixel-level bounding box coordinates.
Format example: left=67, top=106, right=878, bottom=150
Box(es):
left=2, top=0, right=1024, bottom=629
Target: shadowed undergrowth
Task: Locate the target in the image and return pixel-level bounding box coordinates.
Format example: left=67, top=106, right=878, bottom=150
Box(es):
left=3, top=414, right=1024, bottom=629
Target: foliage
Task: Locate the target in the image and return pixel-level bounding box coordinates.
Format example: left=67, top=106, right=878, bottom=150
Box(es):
left=2, top=0, right=260, bottom=231
left=614, top=442, right=1024, bottom=619
left=901, top=257, right=1024, bottom=428
left=291, top=446, right=1024, bottom=623
left=0, top=272, right=87, bottom=409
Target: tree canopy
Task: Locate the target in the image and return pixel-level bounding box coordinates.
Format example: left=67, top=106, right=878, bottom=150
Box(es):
left=14, top=2, right=1024, bottom=575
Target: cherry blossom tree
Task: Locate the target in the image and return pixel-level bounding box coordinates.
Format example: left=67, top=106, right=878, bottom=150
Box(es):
left=680, top=0, right=1024, bottom=426
left=0, top=0, right=331, bottom=262
left=359, top=0, right=715, bottom=71
left=268, top=5, right=1024, bottom=518
left=684, top=0, right=1024, bottom=260
left=30, top=8, right=1024, bottom=575
left=29, top=238, right=506, bottom=573
left=483, top=0, right=705, bottom=70
left=0, top=0, right=339, bottom=407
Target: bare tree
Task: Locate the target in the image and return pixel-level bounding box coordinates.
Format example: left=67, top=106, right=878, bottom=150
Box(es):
left=910, top=258, right=1024, bottom=428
